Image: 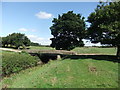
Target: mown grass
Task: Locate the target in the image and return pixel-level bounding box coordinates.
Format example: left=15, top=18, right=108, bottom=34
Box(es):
left=72, top=47, right=116, bottom=55
left=29, top=46, right=54, bottom=50
left=2, top=58, right=118, bottom=88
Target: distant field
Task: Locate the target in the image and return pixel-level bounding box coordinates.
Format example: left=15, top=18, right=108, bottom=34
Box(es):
left=73, top=47, right=116, bottom=55
left=1, top=46, right=116, bottom=55
left=2, top=58, right=118, bottom=88
left=29, top=46, right=116, bottom=55
left=29, top=46, right=54, bottom=50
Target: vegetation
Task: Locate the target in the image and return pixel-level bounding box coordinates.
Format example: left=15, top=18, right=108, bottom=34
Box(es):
left=29, top=46, right=54, bottom=50
left=1, top=46, right=118, bottom=88
left=2, top=58, right=118, bottom=88
left=72, top=47, right=116, bottom=55
left=30, top=42, right=41, bottom=46
left=28, top=46, right=116, bottom=55
left=0, top=37, right=2, bottom=47
left=87, top=1, right=120, bottom=56
left=2, top=51, right=38, bottom=76
left=1, top=1, right=120, bottom=89
left=2, top=33, right=31, bottom=49
left=50, top=11, right=86, bottom=50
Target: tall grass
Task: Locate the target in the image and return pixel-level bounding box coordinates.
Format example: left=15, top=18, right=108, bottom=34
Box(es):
left=2, top=51, right=38, bottom=76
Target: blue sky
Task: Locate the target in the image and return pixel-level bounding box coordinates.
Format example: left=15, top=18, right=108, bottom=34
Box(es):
left=1, top=2, right=101, bottom=46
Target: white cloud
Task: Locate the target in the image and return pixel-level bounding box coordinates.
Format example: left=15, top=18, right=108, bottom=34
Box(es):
left=19, top=28, right=28, bottom=32
left=27, top=35, right=51, bottom=45
left=35, top=11, right=53, bottom=19
left=18, top=28, right=36, bottom=32
left=82, top=39, right=101, bottom=46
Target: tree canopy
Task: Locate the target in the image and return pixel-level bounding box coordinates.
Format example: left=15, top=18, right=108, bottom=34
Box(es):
left=87, top=1, right=120, bottom=56
left=50, top=11, right=86, bottom=50
left=2, top=33, right=31, bottom=49
left=31, top=42, right=40, bottom=46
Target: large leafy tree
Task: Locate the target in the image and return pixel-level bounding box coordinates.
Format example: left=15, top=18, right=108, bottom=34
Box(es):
left=50, top=11, right=86, bottom=50
left=87, top=1, right=120, bottom=56
left=2, top=33, right=31, bottom=49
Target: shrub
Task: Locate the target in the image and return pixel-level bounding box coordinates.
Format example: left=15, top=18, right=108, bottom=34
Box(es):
left=2, top=51, right=38, bottom=76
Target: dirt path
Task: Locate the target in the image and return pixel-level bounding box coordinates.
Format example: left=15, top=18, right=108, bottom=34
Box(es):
left=0, top=48, right=21, bottom=52
left=76, top=53, right=103, bottom=55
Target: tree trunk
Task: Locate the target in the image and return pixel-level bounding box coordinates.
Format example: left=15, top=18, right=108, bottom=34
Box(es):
left=117, top=45, right=120, bottom=58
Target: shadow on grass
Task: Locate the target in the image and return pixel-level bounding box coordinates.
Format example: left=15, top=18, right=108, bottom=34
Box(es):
left=62, top=55, right=120, bottom=63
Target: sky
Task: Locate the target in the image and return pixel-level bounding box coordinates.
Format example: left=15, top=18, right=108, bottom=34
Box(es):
left=1, top=2, right=102, bottom=46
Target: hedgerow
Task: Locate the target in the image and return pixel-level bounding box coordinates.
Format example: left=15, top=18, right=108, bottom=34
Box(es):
left=2, top=51, right=38, bottom=76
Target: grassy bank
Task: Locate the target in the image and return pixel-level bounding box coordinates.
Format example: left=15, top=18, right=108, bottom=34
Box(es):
left=2, top=51, right=38, bottom=76
left=2, top=58, right=118, bottom=88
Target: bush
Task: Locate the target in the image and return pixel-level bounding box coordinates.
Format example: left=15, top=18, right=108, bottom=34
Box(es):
left=2, top=51, right=38, bottom=76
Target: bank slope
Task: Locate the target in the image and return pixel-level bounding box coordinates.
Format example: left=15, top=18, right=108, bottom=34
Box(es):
left=2, top=59, right=118, bottom=88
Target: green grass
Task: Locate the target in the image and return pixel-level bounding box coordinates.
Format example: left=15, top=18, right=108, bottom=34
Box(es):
left=2, top=58, right=118, bottom=88
left=29, top=46, right=117, bottom=55
left=1, top=46, right=116, bottom=55
left=72, top=47, right=116, bottom=55
left=1, top=47, right=118, bottom=88
left=29, top=46, right=54, bottom=50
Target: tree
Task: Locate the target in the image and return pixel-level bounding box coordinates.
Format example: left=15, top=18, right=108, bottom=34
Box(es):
left=31, top=42, right=40, bottom=46
left=87, top=1, right=120, bottom=56
left=0, top=37, right=2, bottom=47
left=2, top=33, right=31, bottom=49
left=50, top=11, right=86, bottom=50
left=2, top=37, right=10, bottom=47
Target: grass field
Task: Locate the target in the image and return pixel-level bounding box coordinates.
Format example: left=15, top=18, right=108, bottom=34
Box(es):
left=29, top=46, right=54, bottom=50
left=2, top=58, right=118, bottom=88
left=1, top=47, right=119, bottom=88
left=29, top=46, right=117, bottom=55
left=72, top=47, right=117, bottom=55
left=2, top=46, right=117, bottom=55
